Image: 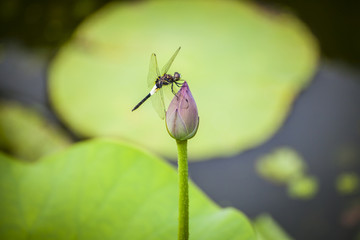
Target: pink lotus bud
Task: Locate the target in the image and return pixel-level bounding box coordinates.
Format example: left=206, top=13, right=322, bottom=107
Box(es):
left=166, top=81, right=199, bottom=141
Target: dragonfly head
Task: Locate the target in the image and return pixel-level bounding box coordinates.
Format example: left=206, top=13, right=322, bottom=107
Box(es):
left=174, top=72, right=181, bottom=81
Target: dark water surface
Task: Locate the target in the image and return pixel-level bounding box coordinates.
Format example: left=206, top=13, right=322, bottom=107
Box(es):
left=188, top=63, right=360, bottom=239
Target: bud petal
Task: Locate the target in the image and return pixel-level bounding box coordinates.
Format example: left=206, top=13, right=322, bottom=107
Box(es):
left=166, top=81, right=199, bottom=141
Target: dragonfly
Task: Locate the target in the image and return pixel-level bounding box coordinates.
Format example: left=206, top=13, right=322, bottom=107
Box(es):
left=132, top=47, right=183, bottom=119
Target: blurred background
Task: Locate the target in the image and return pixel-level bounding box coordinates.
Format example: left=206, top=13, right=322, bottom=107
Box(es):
left=0, top=0, right=360, bottom=239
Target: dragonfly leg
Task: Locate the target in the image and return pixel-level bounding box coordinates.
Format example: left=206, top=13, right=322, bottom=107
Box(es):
left=175, top=80, right=183, bottom=87
left=171, top=83, right=177, bottom=95
left=171, top=83, right=180, bottom=100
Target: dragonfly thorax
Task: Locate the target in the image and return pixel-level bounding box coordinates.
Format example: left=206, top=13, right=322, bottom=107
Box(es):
left=155, top=72, right=181, bottom=88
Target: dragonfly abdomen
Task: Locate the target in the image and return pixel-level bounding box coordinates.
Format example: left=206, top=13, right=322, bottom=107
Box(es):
left=132, top=93, right=151, bottom=112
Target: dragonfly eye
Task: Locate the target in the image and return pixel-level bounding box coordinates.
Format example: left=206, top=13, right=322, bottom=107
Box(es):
left=174, top=72, right=181, bottom=80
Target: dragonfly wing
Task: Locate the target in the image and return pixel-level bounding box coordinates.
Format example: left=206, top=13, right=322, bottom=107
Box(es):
left=147, top=53, right=160, bottom=89
left=163, top=82, right=181, bottom=102
left=151, top=87, right=166, bottom=119
left=161, top=47, right=181, bottom=75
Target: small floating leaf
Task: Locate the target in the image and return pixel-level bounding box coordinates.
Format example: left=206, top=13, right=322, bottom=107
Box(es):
left=256, top=147, right=306, bottom=184
left=336, top=173, right=360, bottom=195
left=287, top=175, right=319, bottom=200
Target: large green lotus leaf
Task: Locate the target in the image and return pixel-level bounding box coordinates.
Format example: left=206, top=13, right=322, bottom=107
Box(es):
left=0, top=101, right=71, bottom=161
left=0, top=139, right=256, bottom=239
left=49, top=0, right=318, bottom=160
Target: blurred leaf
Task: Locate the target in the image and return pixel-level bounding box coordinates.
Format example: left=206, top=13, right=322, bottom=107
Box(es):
left=256, top=147, right=318, bottom=200
left=0, top=139, right=256, bottom=239
left=287, top=175, right=318, bottom=200
left=49, top=0, right=318, bottom=160
left=256, top=147, right=306, bottom=183
left=335, top=144, right=360, bottom=168
left=253, top=214, right=294, bottom=240
left=0, top=101, right=71, bottom=161
left=336, top=172, right=360, bottom=195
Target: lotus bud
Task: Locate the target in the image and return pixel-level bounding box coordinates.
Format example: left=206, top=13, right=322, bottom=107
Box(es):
left=166, top=81, right=199, bottom=141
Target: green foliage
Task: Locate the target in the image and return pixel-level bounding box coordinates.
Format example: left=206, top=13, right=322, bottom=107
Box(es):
left=287, top=175, right=319, bottom=199
left=49, top=0, right=318, bottom=160
left=336, top=173, right=359, bottom=195
left=254, top=214, right=293, bottom=240
left=256, top=147, right=319, bottom=200
left=0, top=101, right=71, bottom=161
left=256, top=147, right=306, bottom=183
left=335, top=144, right=360, bottom=168
left=0, top=139, right=256, bottom=239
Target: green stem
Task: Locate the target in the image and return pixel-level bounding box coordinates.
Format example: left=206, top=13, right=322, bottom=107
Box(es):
left=176, top=139, right=189, bottom=240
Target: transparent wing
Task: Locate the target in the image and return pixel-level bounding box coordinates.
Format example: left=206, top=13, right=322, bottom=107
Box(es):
left=163, top=82, right=181, bottom=102
left=147, top=53, right=160, bottom=89
left=161, top=47, right=181, bottom=75
left=151, top=88, right=166, bottom=119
